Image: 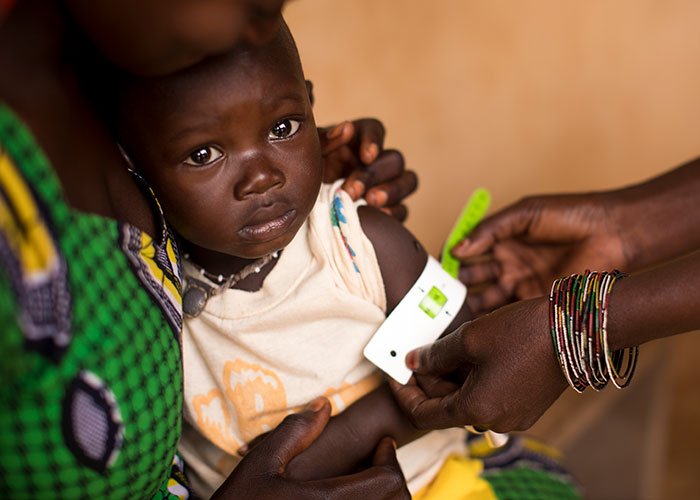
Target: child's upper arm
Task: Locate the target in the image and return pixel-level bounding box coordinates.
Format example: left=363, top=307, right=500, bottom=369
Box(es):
left=358, top=205, right=426, bottom=313
left=358, top=205, right=474, bottom=328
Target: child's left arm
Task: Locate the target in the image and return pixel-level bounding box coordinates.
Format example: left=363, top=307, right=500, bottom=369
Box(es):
left=284, top=206, right=474, bottom=480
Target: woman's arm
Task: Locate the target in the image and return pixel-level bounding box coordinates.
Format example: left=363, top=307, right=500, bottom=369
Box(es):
left=455, top=156, right=700, bottom=314
left=607, top=249, right=700, bottom=350
left=389, top=249, right=700, bottom=433
left=609, top=156, right=700, bottom=271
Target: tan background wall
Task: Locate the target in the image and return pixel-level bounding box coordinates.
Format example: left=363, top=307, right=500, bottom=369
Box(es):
left=286, top=0, right=700, bottom=256
left=285, top=2, right=700, bottom=498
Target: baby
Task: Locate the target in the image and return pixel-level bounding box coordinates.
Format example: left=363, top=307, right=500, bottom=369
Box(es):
left=114, top=18, right=473, bottom=498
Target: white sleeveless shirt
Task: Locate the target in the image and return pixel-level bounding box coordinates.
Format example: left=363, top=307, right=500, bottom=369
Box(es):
left=178, top=180, right=467, bottom=497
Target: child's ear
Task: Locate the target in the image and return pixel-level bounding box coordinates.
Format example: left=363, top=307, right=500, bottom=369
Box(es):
left=306, top=80, right=314, bottom=106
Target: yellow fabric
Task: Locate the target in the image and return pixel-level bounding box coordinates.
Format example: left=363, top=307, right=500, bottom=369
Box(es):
left=413, top=455, right=497, bottom=500
left=139, top=231, right=181, bottom=305
left=0, top=146, right=57, bottom=275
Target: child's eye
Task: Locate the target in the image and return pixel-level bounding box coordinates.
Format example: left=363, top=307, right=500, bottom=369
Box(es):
left=184, top=146, right=224, bottom=166
left=269, top=119, right=301, bottom=140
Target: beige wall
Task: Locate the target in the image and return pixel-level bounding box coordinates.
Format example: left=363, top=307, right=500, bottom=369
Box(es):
left=286, top=0, right=700, bottom=255
left=285, top=3, right=700, bottom=496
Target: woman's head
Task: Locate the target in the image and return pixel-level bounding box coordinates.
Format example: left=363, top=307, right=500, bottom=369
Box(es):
left=65, top=0, right=287, bottom=76
left=116, top=21, right=323, bottom=261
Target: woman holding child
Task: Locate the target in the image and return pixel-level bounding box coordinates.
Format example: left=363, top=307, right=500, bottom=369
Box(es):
left=5, top=0, right=686, bottom=498
left=0, top=1, right=414, bottom=498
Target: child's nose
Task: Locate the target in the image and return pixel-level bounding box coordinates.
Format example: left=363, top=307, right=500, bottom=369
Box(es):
left=233, top=153, right=284, bottom=200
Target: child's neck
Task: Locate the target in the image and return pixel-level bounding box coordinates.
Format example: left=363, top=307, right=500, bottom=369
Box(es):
left=184, top=243, right=279, bottom=291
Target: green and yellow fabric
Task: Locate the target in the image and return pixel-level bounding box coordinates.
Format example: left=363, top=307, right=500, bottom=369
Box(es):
left=0, top=103, right=189, bottom=499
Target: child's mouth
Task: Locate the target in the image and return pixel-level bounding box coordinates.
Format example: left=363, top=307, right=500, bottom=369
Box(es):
left=238, top=209, right=296, bottom=242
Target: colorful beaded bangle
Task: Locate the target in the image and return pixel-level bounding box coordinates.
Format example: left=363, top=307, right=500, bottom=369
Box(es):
left=549, top=270, right=638, bottom=393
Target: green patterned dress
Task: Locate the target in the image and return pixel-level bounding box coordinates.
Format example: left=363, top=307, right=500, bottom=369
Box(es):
left=0, top=103, right=190, bottom=499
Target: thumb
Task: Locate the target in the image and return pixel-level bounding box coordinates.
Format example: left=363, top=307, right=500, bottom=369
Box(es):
left=406, top=323, right=469, bottom=376
left=371, top=436, right=399, bottom=468
left=320, top=121, right=354, bottom=156
left=251, top=397, right=331, bottom=472
left=368, top=437, right=411, bottom=499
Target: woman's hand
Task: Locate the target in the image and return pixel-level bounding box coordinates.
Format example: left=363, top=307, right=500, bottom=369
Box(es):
left=453, top=193, right=627, bottom=315
left=213, top=397, right=410, bottom=500
left=457, top=157, right=700, bottom=315
left=389, top=297, right=568, bottom=433
left=320, top=119, right=417, bottom=221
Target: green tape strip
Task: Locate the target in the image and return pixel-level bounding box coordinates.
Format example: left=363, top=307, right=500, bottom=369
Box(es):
left=441, top=188, right=491, bottom=278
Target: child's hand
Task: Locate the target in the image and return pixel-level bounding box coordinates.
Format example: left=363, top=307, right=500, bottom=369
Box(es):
left=319, top=119, right=417, bottom=221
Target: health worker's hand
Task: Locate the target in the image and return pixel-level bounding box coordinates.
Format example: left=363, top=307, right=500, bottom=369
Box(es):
left=389, top=297, right=568, bottom=433
left=212, top=397, right=410, bottom=500
left=320, top=119, right=417, bottom=222
left=453, top=193, right=628, bottom=315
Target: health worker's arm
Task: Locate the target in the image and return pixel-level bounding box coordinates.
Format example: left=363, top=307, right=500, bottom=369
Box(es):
left=455, top=156, right=700, bottom=315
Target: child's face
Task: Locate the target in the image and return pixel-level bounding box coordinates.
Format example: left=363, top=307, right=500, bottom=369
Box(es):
left=120, top=30, right=322, bottom=260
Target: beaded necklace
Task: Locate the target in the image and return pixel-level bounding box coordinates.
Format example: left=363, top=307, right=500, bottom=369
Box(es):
left=182, top=251, right=279, bottom=318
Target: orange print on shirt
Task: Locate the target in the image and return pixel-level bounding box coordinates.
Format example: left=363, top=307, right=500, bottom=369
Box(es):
left=192, top=389, right=241, bottom=454
left=223, top=359, right=288, bottom=444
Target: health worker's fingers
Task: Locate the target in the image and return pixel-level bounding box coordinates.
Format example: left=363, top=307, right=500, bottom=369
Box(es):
left=458, top=259, right=501, bottom=287
left=389, top=375, right=474, bottom=430
left=465, top=284, right=512, bottom=315
left=413, top=373, right=460, bottom=398
left=386, top=376, right=431, bottom=430
left=452, top=202, right=537, bottom=260
left=405, top=324, right=469, bottom=377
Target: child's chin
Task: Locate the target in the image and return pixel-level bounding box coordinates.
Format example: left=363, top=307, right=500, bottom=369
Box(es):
left=238, top=240, right=287, bottom=260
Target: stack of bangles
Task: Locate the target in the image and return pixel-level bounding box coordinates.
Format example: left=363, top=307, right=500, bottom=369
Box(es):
left=549, top=270, right=638, bottom=393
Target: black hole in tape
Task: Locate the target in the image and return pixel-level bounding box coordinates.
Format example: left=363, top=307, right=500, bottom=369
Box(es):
left=390, top=350, right=397, bottom=357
